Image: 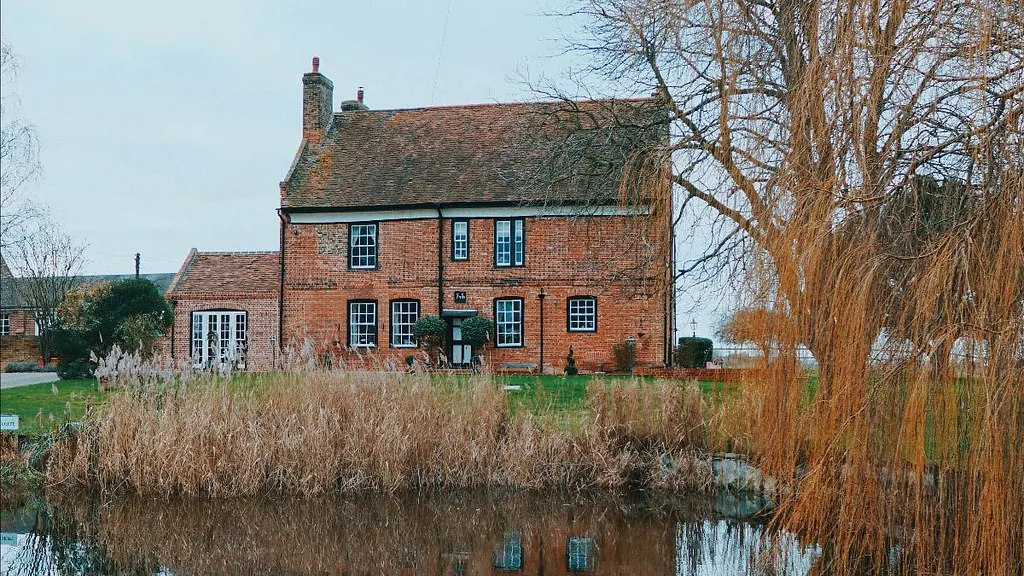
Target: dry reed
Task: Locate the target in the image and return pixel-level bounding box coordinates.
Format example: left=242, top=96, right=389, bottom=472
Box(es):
left=45, top=372, right=715, bottom=498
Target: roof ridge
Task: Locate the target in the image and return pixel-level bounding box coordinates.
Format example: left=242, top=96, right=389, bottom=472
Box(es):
left=194, top=250, right=280, bottom=255
left=336, top=96, right=658, bottom=115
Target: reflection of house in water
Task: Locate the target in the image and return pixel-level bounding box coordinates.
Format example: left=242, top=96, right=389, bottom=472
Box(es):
left=438, top=519, right=669, bottom=575
left=494, top=529, right=523, bottom=570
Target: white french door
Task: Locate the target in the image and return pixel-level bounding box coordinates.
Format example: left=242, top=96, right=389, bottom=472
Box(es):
left=191, top=311, right=247, bottom=368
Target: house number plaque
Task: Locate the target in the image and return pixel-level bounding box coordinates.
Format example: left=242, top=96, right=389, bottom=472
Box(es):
left=454, top=291, right=467, bottom=303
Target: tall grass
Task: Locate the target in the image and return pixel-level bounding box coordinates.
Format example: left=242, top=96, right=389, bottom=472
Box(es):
left=46, top=371, right=714, bottom=497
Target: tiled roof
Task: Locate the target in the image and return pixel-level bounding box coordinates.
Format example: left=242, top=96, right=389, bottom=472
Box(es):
left=166, top=250, right=280, bottom=297
left=281, top=98, right=667, bottom=210
left=1, top=273, right=176, bottom=310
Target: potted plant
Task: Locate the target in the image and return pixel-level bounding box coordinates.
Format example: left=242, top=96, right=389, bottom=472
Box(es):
left=412, top=316, right=446, bottom=366
left=461, top=316, right=495, bottom=372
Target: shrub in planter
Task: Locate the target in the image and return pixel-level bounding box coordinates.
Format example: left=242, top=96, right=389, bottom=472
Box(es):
left=413, top=316, right=446, bottom=364
left=564, top=346, right=579, bottom=376
left=412, top=316, right=446, bottom=346
left=461, top=316, right=494, bottom=347
left=675, top=336, right=714, bottom=368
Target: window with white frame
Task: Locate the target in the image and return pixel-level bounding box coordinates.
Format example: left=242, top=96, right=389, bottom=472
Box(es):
left=390, top=300, right=419, bottom=347
left=567, top=297, right=597, bottom=332
left=349, top=223, right=378, bottom=269
left=495, top=298, right=523, bottom=347
left=0, top=313, right=9, bottom=335
left=348, top=301, right=377, bottom=347
left=494, top=219, right=524, bottom=267
left=452, top=220, right=469, bottom=260
left=567, top=536, right=596, bottom=572
left=191, top=311, right=247, bottom=368
left=493, top=529, right=523, bottom=571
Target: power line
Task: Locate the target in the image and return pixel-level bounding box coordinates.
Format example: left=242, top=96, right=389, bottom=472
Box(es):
left=430, top=0, right=455, bottom=105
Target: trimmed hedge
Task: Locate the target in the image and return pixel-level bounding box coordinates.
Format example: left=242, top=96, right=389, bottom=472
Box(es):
left=4, top=361, right=40, bottom=373
left=675, top=337, right=714, bottom=368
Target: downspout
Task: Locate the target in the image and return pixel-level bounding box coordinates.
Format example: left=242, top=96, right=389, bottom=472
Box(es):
left=169, top=299, right=176, bottom=360
left=667, top=218, right=676, bottom=367
left=436, top=205, right=444, bottom=315
left=277, top=209, right=287, bottom=360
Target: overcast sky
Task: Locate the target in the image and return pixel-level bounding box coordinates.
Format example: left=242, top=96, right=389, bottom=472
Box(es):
left=2, top=0, right=729, bottom=339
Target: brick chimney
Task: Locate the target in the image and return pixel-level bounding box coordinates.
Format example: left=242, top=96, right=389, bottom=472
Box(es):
left=302, top=56, right=334, bottom=143
left=341, top=87, right=369, bottom=112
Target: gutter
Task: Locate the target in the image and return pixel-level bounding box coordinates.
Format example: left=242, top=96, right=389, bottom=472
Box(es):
left=280, top=199, right=625, bottom=215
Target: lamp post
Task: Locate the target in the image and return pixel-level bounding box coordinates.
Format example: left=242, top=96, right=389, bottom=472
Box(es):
left=690, top=318, right=697, bottom=338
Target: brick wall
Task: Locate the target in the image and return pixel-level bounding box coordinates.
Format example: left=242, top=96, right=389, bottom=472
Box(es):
left=0, top=335, right=40, bottom=366
left=282, top=215, right=671, bottom=372
left=169, top=294, right=280, bottom=371
left=2, top=309, right=37, bottom=336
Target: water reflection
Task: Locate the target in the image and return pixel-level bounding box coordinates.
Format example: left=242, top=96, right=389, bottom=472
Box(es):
left=2, top=490, right=817, bottom=575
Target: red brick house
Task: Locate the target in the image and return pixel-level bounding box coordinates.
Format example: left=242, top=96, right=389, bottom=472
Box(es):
left=170, top=58, right=674, bottom=373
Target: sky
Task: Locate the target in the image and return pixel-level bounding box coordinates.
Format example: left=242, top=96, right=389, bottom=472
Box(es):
left=1, top=0, right=731, bottom=339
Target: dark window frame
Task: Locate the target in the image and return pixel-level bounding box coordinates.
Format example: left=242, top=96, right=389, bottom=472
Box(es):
left=451, top=219, right=470, bottom=261
left=493, top=218, right=525, bottom=268
left=347, top=299, right=379, bottom=348
left=566, top=296, right=598, bottom=333
left=493, top=297, right=525, bottom=348
left=389, top=298, right=421, bottom=349
left=348, top=221, right=380, bottom=270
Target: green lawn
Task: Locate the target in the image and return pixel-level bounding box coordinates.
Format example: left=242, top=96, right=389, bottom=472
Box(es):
left=495, top=374, right=731, bottom=415
left=0, top=379, right=105, bottom=435
left=0, top=373, right=734, bottom=436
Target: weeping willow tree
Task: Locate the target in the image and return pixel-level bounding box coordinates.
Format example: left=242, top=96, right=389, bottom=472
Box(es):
left=537, top=0, right=1024, bottom=572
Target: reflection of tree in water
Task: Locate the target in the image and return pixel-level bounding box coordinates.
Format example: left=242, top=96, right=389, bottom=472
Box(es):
left=3, top=490, right=819, bottom=575
left=5, top=497, right=134, bottom=575
left=675, top=518, right=820, bottom=576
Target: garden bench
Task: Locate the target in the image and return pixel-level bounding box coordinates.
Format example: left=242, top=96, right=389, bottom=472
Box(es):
left=499, top=362, right=538, bottom=373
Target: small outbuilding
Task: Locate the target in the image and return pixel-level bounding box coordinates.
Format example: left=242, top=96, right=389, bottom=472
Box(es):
left=166, top=250, right=280, bottom=371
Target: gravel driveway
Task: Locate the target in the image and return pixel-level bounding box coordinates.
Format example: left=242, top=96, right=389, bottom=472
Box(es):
left=0, top=372, right=60, bottom=390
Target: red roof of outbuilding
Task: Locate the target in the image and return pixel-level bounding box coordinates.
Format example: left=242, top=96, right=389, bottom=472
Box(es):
left=166, top=250, right=280, bottom=298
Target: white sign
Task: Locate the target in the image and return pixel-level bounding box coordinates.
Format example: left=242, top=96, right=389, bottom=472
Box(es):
left=0, top=533, right=17, bottom=546
left=0, top=414, right=19, bottom=432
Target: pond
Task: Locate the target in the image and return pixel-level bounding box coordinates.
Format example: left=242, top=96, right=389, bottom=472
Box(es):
left=1, top=490, right=819, bottom=575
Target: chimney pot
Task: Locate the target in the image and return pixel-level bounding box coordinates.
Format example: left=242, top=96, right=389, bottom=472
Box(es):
left=312, top=56, right=320, bottom=73
left=357, top=87, right=364, bottom=104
